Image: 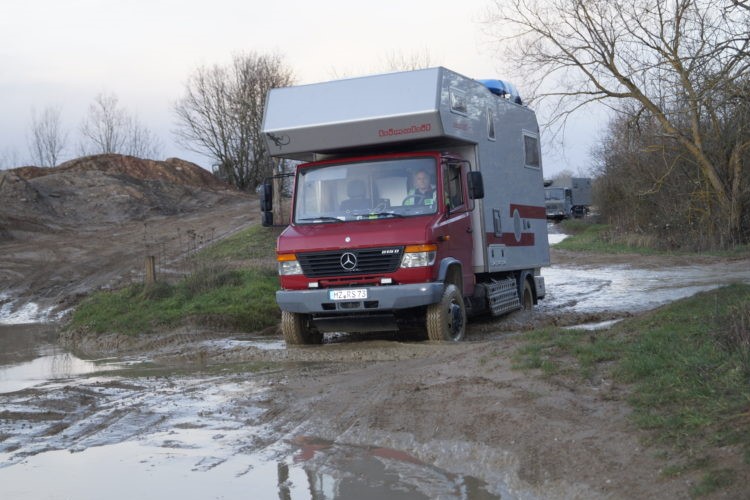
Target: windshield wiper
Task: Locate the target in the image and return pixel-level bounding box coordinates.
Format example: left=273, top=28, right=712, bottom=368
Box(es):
left=299, top=216, right=344, bottom=223
left=369, top=212, right=404, bottom=218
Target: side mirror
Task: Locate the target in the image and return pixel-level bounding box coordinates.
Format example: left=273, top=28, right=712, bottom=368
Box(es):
left=467, top=171, right=484, bottom=200
left=261, top=210, right=274, bottom=227
left=260, top=181, right=274, bottom=227
left=260, top=182, right=273, bottom=212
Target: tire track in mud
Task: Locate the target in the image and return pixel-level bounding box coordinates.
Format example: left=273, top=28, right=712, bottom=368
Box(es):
left=0, top=373, right=275, bottom=469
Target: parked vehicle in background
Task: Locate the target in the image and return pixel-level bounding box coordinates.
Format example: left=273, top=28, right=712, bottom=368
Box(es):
left=545, top=177, right=592, bottom=220
left=261, top=67, right=549, bottom=345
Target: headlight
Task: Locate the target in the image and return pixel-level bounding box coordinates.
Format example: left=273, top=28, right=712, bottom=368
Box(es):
left=400, top=244, right=437, bottom=268
left=277, top=254, right=303, bottom=275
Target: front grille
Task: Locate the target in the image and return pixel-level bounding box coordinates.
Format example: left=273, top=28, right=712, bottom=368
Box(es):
left=297, top=246, right=403, bottom=277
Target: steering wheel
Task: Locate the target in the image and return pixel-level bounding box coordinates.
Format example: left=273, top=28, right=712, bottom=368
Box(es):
left=401, top=194, right=423, bottom=206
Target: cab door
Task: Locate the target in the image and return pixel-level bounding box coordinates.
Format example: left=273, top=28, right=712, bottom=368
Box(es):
left=434, top=160, right=474, bottom=295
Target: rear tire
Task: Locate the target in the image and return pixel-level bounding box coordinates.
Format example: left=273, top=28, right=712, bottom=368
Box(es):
left=520, top=278, right=534, bottom=311
left=426, top=284, right=466, bottom=341
left=280, top=311, right=323, bottom=345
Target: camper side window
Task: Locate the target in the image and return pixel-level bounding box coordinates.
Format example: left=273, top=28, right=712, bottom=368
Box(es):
left=523, top=133, right=540, bottom=169
left=487, top=107, right=496, bottom=141
left=450, top=88, right=468, bottom=115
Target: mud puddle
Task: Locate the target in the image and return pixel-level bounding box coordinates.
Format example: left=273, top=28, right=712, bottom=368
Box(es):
left=0, top=351, right=501, bottom=500
left=539, top=260, right=750, bottom=314
left=1, top=433, right=498, bottom=500
left=0, top=324, right=134, bottom=394
left=546, top=222, right=568, bottom=245
left=0, top=293, right=66, bottom=325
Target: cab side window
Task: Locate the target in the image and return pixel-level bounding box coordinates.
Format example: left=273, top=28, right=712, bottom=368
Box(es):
left=443, top=163, right=464, bottom=210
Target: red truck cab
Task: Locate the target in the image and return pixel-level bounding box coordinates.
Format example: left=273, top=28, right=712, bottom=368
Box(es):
left=274, top=151, right=482, bottom=343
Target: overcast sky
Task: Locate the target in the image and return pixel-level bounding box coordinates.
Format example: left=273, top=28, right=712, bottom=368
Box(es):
left=0, top=0, right=601, bottom=176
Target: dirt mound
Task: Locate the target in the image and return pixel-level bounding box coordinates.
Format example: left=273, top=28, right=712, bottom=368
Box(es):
left=0, top=154, right=239, bottom=234
left=12, top=155, right=228, bottom=190
left=0, top=154, right=257, bottom=318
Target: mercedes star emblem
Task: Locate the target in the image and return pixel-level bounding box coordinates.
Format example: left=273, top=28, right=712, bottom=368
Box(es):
left=340, top=252, right=357, bottom=271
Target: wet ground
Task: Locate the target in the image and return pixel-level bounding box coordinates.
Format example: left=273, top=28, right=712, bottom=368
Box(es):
left=0, top=323, right=499, bottom=499
left=2, top=228, right=750, bottom=499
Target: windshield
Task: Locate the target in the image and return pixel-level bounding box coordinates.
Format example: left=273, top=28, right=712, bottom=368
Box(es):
left=545, top=188, right=565, bottom=201
left=294, top=157, right=438, bottom=223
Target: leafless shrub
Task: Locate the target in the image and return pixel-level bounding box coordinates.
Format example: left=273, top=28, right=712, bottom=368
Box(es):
left=79, top=93, right=162, bottom=159
left=28, top=105, right=67, bottom=167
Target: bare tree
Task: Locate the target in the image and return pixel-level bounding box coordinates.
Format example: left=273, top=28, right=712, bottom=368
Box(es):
left=380, top=49, right=433, bottom=72
left=79, top=93, right=128, bottom=155
left=79, top=92, right=162, bottom=159
left=28, top=105, right=67, bottom=167
left=486, top=0, right=750, bottom=245
left=173, top=52, right=294, bottom=190
left=126, top=119, right=163, bottom=159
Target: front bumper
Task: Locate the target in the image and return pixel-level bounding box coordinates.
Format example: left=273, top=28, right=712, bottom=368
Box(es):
left=277, top=282, right=444, bottom=314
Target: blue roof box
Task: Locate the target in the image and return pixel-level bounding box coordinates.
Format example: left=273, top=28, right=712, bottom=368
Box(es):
left=478, top=79, right=523, bottom=105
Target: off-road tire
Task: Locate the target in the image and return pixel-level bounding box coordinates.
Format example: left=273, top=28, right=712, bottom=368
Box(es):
left=280, top=311, right=323, bottom=345
left=426, top=284, right=466, bottom=342
left=521, top=278, right=534, bottom=310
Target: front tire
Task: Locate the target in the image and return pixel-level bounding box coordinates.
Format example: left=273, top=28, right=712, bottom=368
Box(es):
left=280, top=311, right=323, bottom=345
left=426, top=284, right=466, bottom=341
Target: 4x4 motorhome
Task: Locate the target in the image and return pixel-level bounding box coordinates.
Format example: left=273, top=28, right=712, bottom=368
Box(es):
left=545, top=177, right=592, bottom=220
left=261, top=67, right=549, bottom=344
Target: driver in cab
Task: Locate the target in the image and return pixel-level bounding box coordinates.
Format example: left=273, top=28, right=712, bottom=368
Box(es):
left=404, top=169, right=436, bottom=206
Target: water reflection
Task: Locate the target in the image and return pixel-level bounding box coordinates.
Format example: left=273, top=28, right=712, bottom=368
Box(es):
left=279, top=437, right=499, bottom=500
left=0, top=434, right=500, bottom=500
left=0, top=350, right=114, bottom=393
left=0, top=323, right=121, bottom=393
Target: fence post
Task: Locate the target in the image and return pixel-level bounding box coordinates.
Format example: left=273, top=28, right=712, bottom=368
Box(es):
left=145, top=255, right=156, bottom=285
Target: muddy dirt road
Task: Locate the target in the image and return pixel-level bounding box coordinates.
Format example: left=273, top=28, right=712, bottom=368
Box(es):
left=2, top=230, right=750, bottom=499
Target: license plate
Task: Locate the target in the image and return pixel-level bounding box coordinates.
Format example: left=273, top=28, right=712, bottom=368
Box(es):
left=329, top=289, right=368, bottom=300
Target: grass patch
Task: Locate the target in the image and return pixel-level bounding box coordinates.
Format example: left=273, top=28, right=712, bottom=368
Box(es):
left=615, top=286, right=750, bottom=459
left=197, top=224, right=282, bottom=262
left=514, top=326, right=622, bottom=380
left=68, top=224, right=284, bottom=335
left=514, top=284, right=750, bottom=491
left=554, top=221, right=660, bottom=254
left=691, top=468, right=737, bottom=497
left=69, top=267, right=280, bottom=335
left=555, top=219, right=750, bottom=257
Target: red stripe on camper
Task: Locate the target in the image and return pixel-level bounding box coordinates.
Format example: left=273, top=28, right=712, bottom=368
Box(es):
left=486, top=232, right=536, bottom=247
left=509, top=204, right=546, bottom=219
